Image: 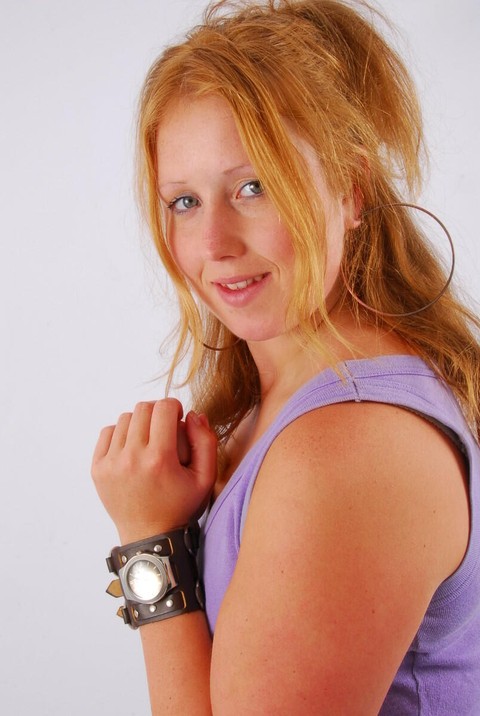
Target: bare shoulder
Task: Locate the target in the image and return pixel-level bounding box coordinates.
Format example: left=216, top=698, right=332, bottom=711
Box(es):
left=211, top=400, right=470, bottom=714
left=258, top=400, right=469, bottom=581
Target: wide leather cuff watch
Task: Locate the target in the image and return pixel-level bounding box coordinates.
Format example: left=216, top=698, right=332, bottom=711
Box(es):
left=105, top=522, right=205, bottom=629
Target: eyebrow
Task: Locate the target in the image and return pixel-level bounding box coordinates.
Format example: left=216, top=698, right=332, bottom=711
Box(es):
left=223, top=163, right=255, bottom=176
left=158, top=163, right=256, bottom=191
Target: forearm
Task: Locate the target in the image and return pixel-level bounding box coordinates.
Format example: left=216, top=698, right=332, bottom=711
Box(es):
left=140, top=611, right=213, bottom=715
left=92, top=402, right=218, bottom=713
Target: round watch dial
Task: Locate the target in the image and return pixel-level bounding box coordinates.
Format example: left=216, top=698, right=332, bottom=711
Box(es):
left=125, top=557, right=167, bottom=602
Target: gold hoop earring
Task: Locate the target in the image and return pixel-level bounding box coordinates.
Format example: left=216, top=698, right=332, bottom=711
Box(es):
left=342, top=203, right=455, bottom=318
left=186, top=323, right=242, bottom=352
left=202, top=338, right=242, bottom=351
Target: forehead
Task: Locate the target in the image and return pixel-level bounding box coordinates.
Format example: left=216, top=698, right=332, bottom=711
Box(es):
left=154, top=94, right=332, bottom=201
left=156, top=95, right=251, bottom=180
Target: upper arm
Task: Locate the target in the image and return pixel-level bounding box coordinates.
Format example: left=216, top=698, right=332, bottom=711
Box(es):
left=210, top=402, right=469, bottom=715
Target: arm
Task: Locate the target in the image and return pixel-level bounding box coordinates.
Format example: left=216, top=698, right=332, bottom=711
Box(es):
left=92, top=398, right=216, bottom=714
left=93, top=399, right=469, bottom=714
left=210, top=402, right=469, bottom=714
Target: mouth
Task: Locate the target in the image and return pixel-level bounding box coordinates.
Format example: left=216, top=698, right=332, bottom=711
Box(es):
left=216, top=274, right=267, bottom=291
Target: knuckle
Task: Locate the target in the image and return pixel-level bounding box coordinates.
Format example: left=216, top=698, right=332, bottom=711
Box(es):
left=99, top=425, right=114, bottom=439
left=118, top=449, right=137, bottom=473
left=157, top=397, right=182, bottom=412
left=117, top=448, right=163, bottom=478
left=144, top=450, right=164, bottom=474
left=91, top=460, right=108, bottom=482
left=135, top=401, right=154, bottom=412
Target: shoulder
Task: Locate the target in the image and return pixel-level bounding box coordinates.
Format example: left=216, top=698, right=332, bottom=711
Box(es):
left=210, top=400, right=470, bottom=713
left=266, top=397, right=456, bottom=472
left=257, top=400, right=469, bottom=581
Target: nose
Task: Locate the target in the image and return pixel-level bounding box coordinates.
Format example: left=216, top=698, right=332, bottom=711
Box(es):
left=200, top=200, right=246, bottom=261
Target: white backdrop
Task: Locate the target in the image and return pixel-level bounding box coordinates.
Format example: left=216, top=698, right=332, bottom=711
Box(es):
left=1, top=1, right=478, bottom=713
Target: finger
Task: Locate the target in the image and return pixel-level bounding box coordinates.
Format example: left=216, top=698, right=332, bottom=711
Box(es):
left=177, top=420, right=191, bottom=465
left=149, top=398, right=184, bottom=454
left=109, top=412, right=133, bottom=451
left=92, top=425, right=115, bottom=465
left=185, top=412, right=217, bottom=488
left=127, top=401, right=156, bottom=446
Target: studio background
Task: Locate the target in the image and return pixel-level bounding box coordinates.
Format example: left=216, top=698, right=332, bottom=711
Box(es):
left=1, top=1, right=478, bottom=713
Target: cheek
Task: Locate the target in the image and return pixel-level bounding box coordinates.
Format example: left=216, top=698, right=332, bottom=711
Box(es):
left=169, top=241, right=211, bottom=308
left=323, top=201, right=347, bottom=294
left=168, top=233, right=197, bottom=282
left=162, top=212, right=198, bottom=277
left=272, top=224, right=296, bottom=269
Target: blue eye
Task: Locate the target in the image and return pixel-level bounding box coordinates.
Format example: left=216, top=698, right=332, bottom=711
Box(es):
left=167, top=195, right=199, bottom=214
left=238, top=180, right=264, bottom=198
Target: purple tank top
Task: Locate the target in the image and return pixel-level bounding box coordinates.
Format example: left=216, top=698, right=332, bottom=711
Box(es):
left=200, top=355, right=480, bottom=714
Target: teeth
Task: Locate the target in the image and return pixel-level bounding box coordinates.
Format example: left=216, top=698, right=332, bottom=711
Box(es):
left=222, top=275, right=263, bottom=291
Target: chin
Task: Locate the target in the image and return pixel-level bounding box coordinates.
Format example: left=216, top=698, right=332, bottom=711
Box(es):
left=209, top=311, right=289, bottom=344
left=235, top=325, right=290, bottom=344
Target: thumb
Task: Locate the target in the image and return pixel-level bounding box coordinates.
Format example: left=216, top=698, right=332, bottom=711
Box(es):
left=185, top=411, right=218, bottom=489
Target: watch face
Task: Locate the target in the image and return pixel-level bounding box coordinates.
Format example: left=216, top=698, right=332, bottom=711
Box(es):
left=125, top=556, right=168, bottom=602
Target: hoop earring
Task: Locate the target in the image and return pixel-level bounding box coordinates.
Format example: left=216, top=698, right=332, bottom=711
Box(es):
left=342, top=203, right=455, bottom=318
left=202, top=337, right=242, bottom=352
left=186, top=322, right=242, bottom=352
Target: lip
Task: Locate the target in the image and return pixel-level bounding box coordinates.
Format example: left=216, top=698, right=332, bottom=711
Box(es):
left=212, top=272, right=270, bottom=306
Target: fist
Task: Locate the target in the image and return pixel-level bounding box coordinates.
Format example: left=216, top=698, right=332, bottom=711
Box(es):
left=91, top=398, right=217, bottom=543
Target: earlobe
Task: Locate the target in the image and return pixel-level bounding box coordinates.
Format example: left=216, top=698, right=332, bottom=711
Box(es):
left=342, top=186, right=363, bottom=230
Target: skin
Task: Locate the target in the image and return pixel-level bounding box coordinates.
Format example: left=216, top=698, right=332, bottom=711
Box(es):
left=92, top=95, right=470, bottom=714
left=157, top=97, right=351, bottom=347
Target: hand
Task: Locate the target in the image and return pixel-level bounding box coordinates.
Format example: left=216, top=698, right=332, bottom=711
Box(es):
left=91, top=398, right=217, bottom=543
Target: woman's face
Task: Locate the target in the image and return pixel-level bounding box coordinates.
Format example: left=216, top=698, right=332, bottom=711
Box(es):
left=156, top=95, right=356, bottom=343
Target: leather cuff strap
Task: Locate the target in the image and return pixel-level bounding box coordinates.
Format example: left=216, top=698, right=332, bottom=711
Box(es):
left=106, top=522, right=204, bottom=629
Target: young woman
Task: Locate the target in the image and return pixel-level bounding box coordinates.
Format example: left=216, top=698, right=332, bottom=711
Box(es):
left=92, top=1, right=480, bottom=713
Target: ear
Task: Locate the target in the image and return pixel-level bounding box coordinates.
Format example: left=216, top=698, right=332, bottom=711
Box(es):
left=342, top=185, right=363, bottom=230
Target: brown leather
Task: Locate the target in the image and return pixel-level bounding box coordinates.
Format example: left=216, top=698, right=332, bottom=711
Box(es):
left=106, top=523, right=204, bottom=629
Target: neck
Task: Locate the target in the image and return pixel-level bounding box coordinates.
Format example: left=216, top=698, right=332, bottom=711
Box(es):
left=247, top=306, right=346, bottom=402
left=247, top=335, right=315, bottom=400
left=246, top=305, right=413, bottom=403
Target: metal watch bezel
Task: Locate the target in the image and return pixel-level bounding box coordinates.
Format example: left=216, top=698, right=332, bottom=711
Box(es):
left=118, top=553, right=177, bottom=605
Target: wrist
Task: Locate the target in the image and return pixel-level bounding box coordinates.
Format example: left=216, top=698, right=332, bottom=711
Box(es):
left=117, top=522, right=187, bottom=546
left=106, top=522, right=205, bottom=629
